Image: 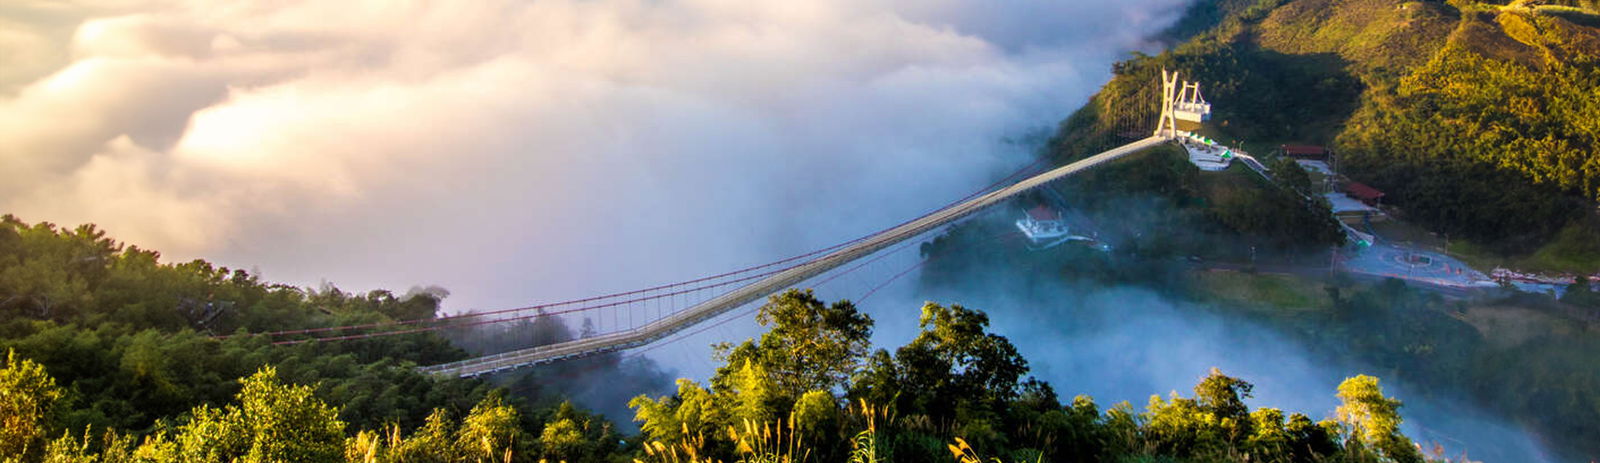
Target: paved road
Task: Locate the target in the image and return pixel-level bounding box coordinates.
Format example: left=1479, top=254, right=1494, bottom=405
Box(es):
left=1338, top=243, right=1497, bottom=289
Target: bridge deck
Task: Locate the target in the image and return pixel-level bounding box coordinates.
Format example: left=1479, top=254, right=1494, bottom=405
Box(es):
left=419, top=135, right=1170, bottom=377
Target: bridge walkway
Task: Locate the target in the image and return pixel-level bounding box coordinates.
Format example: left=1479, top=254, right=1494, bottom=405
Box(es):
left=418, top=135, right=1171, bottom=377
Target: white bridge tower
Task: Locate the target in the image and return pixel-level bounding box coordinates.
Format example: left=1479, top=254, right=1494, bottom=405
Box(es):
left=1155, top=69, right=1212, bottom=139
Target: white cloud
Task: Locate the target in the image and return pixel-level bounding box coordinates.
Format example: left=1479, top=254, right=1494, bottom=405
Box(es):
left=0, top=0, right=1189, bottom=311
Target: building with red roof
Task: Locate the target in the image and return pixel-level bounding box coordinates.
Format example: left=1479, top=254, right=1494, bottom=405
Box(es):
left=1281, top=144, right=1330, bottom=160
left=1342, top=181, right=1385, bottom=207
left=1027, top=205, right=1061, bottom=222
left=1017, top=204, right=1070, bottom=248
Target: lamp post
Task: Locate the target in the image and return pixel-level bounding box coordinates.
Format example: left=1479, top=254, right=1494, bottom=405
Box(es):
left=1330, top=246, right=1338, bottom=278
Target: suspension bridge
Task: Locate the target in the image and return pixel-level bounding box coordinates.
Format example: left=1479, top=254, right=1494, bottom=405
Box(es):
left=225, top=71, right=1215, bottom=378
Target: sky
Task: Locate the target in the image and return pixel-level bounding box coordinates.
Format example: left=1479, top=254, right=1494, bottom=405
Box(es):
left=0, top=0, right=1188, bottom=312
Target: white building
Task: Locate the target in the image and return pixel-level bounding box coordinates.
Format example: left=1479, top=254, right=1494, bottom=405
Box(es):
left=1016, top=205, right=1073, bottom=249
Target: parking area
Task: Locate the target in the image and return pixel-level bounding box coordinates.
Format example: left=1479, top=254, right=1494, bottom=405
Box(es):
left=1339, top=243, right=1498, bottom=288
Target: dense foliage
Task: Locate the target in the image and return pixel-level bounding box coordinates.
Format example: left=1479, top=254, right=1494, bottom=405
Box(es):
left=1060, top=0, right=1600, bottom=264
left=1028, top=2, right=1600, bottom=452
left=0, top=213, right=1459, bottom=462
left=0, top=236, right=1437, bottom=463
left=918, top=212, right=1600, bottom=460
left=0, top=215, right=501, bottom=434
left=1338, top=11, right=1600, bottom=247
left=0, top=215, right=643, bottom=462
left=1046, top=143, right=1344, bottom=259
left=2, top=355, right=623, bottom=463
left=625, top=290, right=1426, bottom=463
left=1266, top=276, right=1600, bottom=461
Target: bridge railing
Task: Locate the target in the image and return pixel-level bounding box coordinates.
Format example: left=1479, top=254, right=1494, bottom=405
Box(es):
left=418, top=135, right=1174, bottom=377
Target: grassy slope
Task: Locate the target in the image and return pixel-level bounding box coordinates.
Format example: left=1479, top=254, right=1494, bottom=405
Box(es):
left=1189, top=269, right=1331, bottom=312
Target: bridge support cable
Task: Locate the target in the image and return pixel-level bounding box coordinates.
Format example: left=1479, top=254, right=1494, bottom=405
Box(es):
left=613, top=223, right=1027, bottom=369
left=268, top=257, right=829, bottom=345
left=215, top=149, right=1052, bottom=345
left=242, top=71, right=1201, bottom=371
left=416, top=72, right=1205, bottom=376
left=419, top=135, right=1170, bottom=377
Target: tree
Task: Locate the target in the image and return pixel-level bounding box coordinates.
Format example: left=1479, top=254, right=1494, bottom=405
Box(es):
left=1, top=349, right=62, bottom=461
left=1246, top=407, right=1290, bottom=458
left=340, top=394, right=545, bottom=463
left=539, top=403, right=585, bottom=462
left=713, top=289, right=873, bottom=399
left=1284, top=412, right=1340, bottom=462
left=1561, top=275, right=1600, bottom=309
left=163, top=366, right=348, bottom=462
left=790, top=390, right=839, bottom=438
left=857, top=303, right=1030, bottom=423
left=454, top=395, right=523, bottom=462
left=729, top=361, right=780, bottom=424
left=1194, top=368, right=1254, bottom=443
left=1195, top=368, right=1253, bottom=420
left=1142, top=392, right=1212, bottom=456
left=388, top=409, right=457, bottom=462
left=1336, top=375, right=1422, bottom=463
left=1269, top=156, right=1314, bottom=195
left=630, top=379, right=729, bottom=450
left=846, top=350, right=901, bottom=414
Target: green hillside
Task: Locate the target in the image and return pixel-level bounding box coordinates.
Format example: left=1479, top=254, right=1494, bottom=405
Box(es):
left=1026, top=0, right=1600, bottom=459
left=1055, top=0, right=1600, bottom=269
left=0, top=215, right=633, bottom=462
left=0, top=219, right=1436, bottom=462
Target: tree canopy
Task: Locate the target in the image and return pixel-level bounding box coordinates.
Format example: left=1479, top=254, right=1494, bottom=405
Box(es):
left=629, top=293, right=1422, bottom=463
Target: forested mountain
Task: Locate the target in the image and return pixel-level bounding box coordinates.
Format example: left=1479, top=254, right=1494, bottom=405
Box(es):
left=918, top=211, right=1600, bottom=461
left=1056, top=0, right=1600, bottom=266
left=1, top=216, right=1436, bottom=461
left=1003, top=0, right=1600, bottom=458
left=0, top=215, right=629, bottom=462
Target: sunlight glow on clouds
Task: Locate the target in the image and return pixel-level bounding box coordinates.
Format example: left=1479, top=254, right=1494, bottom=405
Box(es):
left=0, top=0, right=1189, bottom=309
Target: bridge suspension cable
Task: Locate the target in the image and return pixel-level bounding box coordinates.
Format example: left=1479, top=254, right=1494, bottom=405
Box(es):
left=220, top=153, right=1051, bottom=344
left=420, top=135, right=1171, bottom=377
left=593, top=224, right=1020, bottom=376
left=224, top=71, right=1201, bottom=376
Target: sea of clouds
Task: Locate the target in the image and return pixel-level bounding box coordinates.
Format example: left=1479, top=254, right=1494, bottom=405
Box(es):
left=1, top=0, right=1187, bottom=311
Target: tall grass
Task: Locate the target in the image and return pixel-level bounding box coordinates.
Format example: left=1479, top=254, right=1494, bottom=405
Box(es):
left=635, top=425, right=718, bottom=463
